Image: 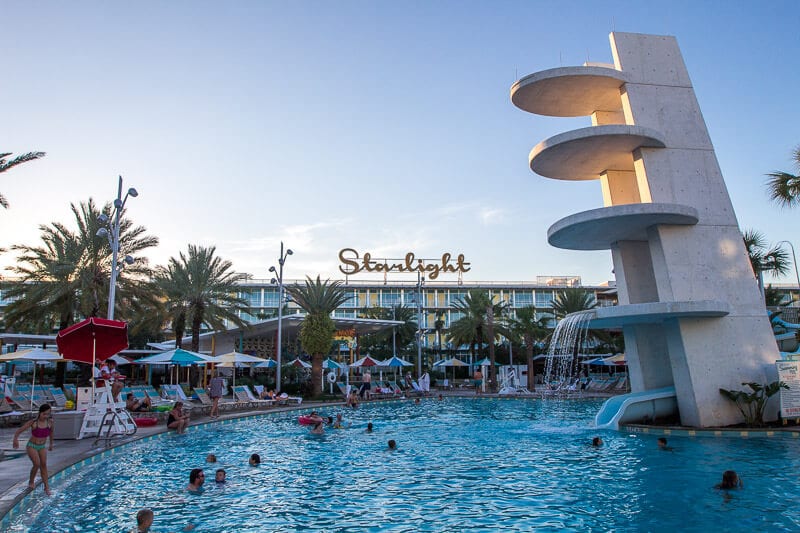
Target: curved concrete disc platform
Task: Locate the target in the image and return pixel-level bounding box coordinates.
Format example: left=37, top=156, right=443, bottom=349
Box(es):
left=510, top=66, right=631, bottom=117
left=529, top=125, right=666, bottom=180
left=588, top=300, right=731, bottom=329
left=547, top=203, right=699, bottom=250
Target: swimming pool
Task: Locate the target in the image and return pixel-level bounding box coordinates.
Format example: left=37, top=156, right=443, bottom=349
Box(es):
left=6, top=398, right=800, bottom=532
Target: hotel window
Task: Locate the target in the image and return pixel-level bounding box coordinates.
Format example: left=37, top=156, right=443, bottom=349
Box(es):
left=263, top=289, right=280, bottom=307
left=535, top=290, right=554, bottom=308
left=333, top=309, right=357, bottom=318
left=447, top=291, right=467, bottom=307
left=240, top=290, right=261, bottom=308
left=404, top=290, right=420, bottom=307
left=381, top=290, right=401, bottom=307
left=514, top=291, right=534, bottom=308
left=340, top=290, right=358, bottom=308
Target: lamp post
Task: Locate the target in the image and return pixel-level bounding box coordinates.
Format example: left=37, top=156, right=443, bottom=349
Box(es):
left=270, top=242, right=292, bottom=392
left=416, top=272, right=424, bottom=376
left=96, top=175, right=138, bottom=320
left=777, top=240, right=800, bottom=306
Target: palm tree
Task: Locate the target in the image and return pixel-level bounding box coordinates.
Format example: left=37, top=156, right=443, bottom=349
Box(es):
left=766, top=145, right=800, bottom=207
left=286, top=276, right=350, bottom=397
left=510, top=306, right=551, bottom=391
left=0, top=151, right=45, bottom=208
left=358, top=305, right=418, bottom=358
left=743, top=229, right=790, bottom=298
left=433, top=310, right=446, bottom=360
left=551, top=288, right=598, bottom=376
left=446, top=289, right=508, bottom=388
left=4, top=198, right=158, bottom=384
left=153, top=245, right=250, bottom=354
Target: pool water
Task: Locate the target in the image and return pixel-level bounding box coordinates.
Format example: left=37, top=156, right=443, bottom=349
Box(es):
left=6, top=398, right=800, bottom=532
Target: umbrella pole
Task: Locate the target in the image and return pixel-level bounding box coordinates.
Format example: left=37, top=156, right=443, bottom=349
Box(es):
left=30, top=361, right=36, bottom=416
left=91, top=334, right=96, bottom=405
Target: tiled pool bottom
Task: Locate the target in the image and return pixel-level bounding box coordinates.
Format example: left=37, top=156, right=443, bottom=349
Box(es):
left=5, top=398, right=800, bottom=532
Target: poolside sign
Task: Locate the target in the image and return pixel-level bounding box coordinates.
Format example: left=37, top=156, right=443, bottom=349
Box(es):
left=338, top=248, right=470, bottom=280
left=776, top=361, right=800, bottom=417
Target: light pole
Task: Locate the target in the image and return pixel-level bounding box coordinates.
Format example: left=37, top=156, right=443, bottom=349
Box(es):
left=97, top=175, right=138, bottom=320
left=270, top=242, right=292, bottom=392
left=416, top=272, right=424, bottom=376
left=777, top=240, right=800, bottom=306
left=392, top=306, right=397, bottom=358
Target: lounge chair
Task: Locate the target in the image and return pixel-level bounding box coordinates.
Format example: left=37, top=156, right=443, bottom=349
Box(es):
left=9, top=394, right=34, bottom=412
left=0, top=397, right=28, bottom=426
left=63, top=384, right=77, bottom=401
left=237, top=385, right=274, bottom=408
left=409, top=380, right=424, bottom=396
left=275, top=392, right=302, bottom=405
left=49, top=387, right=69, bottom=408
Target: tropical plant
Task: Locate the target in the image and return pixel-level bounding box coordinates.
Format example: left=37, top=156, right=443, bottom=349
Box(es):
left=153, top=245, right=250, bottom=355
left=0, top=151, right=45, bottom=208
left=358, top=305, right=418, bottom=358
left=433, top=310, right=446, bottom=360
left=446, top=289, right=509, bottom=388
left=4, top=198, right=158, bottom=384
left=743, top=229, right=790, bottom=297
left=509, top=306, right=551, bottom=390
left=286, top=276, right=350, bottom=397
left=719, top=381, right=788, bottom=427
left=766, top=145, right=800, bottom=207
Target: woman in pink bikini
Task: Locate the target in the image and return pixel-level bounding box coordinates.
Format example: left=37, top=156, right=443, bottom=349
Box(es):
left=13, top=403, right=55, bottom=495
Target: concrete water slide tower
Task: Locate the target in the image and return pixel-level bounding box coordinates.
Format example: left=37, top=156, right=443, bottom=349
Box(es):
left=511, top=32, right=779, bottom=428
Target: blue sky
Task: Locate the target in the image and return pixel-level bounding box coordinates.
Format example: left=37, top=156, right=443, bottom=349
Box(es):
left=2, top=1, right=798, bottom=286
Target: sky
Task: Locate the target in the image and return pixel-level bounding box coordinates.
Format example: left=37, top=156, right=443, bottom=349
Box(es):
left=2, top=1, right=799, bottom=287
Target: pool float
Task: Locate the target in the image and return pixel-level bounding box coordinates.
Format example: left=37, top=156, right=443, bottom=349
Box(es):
left=134, top=417, right=158, bottom=427
left=298, top=415, right=321, bottom=425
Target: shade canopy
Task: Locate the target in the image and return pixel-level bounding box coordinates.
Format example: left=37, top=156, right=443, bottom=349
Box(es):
left=434, top=357, right=468, bottom=367
left=322, top=358, right=343, bottom=369
left=136, top=348, right=213, bottom=365
left=284, top=357, right=311, bottom=368
left=56, top=317, right=129, bottom=363
left=211, top=351, right=271, bottom=366
left=0, top=348, right=63, bottom=362
left=350, top=355, right=381, bottom=367
left=473, top=357, right=501, bottom=366
left=380, top=355, right=413, bottom=367
left=254, top=358, right=278, bottom=369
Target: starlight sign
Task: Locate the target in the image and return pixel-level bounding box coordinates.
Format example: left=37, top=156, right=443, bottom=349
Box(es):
left=338, top=248, right=471, bottom=280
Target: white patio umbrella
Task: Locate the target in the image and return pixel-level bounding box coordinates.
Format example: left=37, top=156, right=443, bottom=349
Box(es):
left=211, top=351, right=271, bottom=391
left=0, top=348, right=64, bottom=413
left=434, top=357, right=468, bottom=383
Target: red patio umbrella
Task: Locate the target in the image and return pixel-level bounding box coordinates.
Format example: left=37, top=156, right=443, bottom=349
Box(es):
left=56, top=317, right=129, bottom=364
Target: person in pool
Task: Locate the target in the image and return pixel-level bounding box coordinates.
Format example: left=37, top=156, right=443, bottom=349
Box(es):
left=186, top=468, right=205, bottom=493
left=333, top=413, right=346, bottom=429
left=657, top=437, right=674, bottom=451
left=249, top=453, right=261, bottom=466
left=365, top=422, right=373, bottom=433
left=310, top=421, right=325, bottom=435
left=591, top=436, right=603, bottom=447
left=132, top=508, right=195, bottom=532
left=387, top=439, right=397, bottom=451
left=715, top=470, right=743, bottom=490
left=215, top=469, right=227, bottom=484
left=13, top=403, right=55, bottom=495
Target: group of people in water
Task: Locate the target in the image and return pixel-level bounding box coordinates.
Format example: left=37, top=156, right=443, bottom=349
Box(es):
left=590, top=434, right=742, bottom=493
